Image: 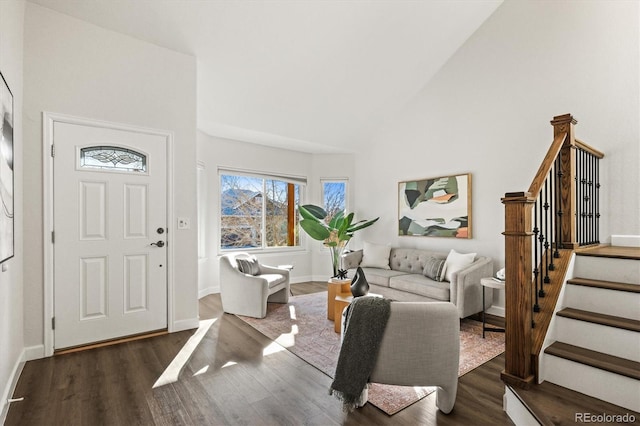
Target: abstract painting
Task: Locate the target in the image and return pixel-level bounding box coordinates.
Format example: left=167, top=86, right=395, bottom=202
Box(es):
left=0, top=72, right=14, bottom=263
left=398, top=173, right=471, bottom=238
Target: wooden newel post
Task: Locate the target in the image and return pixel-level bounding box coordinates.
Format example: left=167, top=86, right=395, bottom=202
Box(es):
left=551, top=114, right=579, bottom=249
left=501, top=192, right=536, bottom=388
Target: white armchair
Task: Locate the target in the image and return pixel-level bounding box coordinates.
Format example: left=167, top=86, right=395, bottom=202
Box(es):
left=219, top=252, right=290, bottom=318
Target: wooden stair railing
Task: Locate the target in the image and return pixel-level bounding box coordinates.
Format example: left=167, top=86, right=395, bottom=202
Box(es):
left=501, top=114, right=605, bottom=389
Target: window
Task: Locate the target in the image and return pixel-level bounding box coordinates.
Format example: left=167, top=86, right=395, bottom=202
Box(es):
left=220, top=171, right=304, bottom=250
left=197, top=163, right=206, bottom=259
left=80, top=146, right=146, bottom=172
left=321, top=179, right=348, bottom=223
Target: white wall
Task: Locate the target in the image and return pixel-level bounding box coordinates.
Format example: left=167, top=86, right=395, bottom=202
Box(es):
left=353, top=0, right=640, bottom=312
left=196, top=130, right=355, bottom=296
left=22, top=3, right=199, bottom=353
left=0, top=1, right=25, bottom=420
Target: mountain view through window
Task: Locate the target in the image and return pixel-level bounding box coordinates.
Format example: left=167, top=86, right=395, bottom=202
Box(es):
left=220, top=174, right=301, bottom=249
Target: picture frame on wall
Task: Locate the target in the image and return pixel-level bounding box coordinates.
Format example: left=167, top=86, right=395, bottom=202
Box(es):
left=398, top=173, right=472, bottom=238
left=0, top=71, right=14, bottom=264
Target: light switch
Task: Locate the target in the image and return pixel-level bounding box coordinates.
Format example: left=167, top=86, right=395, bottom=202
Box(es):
left=177, top=217, right=191, bottom=230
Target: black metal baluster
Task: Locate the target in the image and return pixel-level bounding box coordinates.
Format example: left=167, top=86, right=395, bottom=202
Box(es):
left=590, top=153, right=596, bottom=244
left=557, top=150, right=564, bottom=250
left=581, top=149, right=586, bottom=245
left=538, top=195, right=546, bottom=298
left=543, top=179, right=551, bottom=283
left=595, top=155, right=600, bottom=244
left=578, top=149, right=585, bottom=245
left=549, top=163, right=558, bottom=266
left=533, top=204, right=540, bottom=313
left=588, top=154, right=595, bottom=244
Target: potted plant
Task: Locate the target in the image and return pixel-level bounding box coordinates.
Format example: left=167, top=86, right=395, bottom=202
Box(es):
left=299, top=204, right=379, bottom=278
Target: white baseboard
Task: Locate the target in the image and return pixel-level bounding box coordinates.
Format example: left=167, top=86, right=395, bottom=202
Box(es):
left=611, top=235, right=640, bottom=247
left=171, top=317, right=200, bottom=332
left=1, top=349, right=27, bottom=425
left=292, top=275, right=314, bottom=284
left=486, top=305, right=505, bottom=317
left=198, top=286, right=219, bottom=299
left=504, top=387, right=541, bottom=425
left=23, top=345, right=45, bottom=361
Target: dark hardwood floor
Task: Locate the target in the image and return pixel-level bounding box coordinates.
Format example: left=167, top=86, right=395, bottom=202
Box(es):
left=6, top=282, right=512, bottom=425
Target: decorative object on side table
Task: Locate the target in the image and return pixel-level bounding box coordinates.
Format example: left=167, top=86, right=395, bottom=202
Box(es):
left=299, top=204, right=379, bottom=278
left=350, top=266, right=370, bottom=297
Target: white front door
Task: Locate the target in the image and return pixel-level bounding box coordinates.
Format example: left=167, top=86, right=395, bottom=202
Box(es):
left=53, top=122, right=168, bottom=349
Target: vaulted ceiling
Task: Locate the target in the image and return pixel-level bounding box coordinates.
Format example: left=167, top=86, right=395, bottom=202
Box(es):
left=28, top=0, right=503, bottom=153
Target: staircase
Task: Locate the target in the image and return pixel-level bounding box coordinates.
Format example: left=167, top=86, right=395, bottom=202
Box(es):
left=501, top=115, right=640, bottom=423
left=541, top=245, right=640, bottom=412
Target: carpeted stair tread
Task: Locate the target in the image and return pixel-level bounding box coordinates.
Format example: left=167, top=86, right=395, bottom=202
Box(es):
left=567, top=277, right=640, bottom=293
left=545, top=342, right=640, bottom=380
left=557, top=307, right=640, bottom=332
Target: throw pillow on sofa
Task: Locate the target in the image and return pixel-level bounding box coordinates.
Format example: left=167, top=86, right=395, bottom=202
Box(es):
left=443, top=249, right=476, bottom=282
left=423, top=256, right=446, bottom=281
left=359, top=241, right=391, bottom=270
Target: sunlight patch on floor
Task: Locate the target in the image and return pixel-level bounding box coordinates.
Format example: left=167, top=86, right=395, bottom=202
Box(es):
left=152, top=318, right=217, bottom=388
left=193, top=365, right=209, bottom=376
left=263, top=341, right=287, bottom=356
left=289, top=305, right=297, bottom=320
left=221, top=361, right=237, bottom=369
left=274, top=324, right=298, bottom=348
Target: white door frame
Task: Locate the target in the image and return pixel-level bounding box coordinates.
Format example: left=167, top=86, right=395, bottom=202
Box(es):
left=42, top=112, right=175, bottom=357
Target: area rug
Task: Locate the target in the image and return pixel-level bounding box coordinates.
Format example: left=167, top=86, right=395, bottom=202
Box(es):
left=237, top=292, right=504, bottom=415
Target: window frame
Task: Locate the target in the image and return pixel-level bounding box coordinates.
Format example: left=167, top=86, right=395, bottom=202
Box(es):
left=218, top=168, right=306, bottom=253
left=320, top=178, right=349, bottom=218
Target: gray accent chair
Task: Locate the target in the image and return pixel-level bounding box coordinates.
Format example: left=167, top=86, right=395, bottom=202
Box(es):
left=343, top=301, right=460, bottom=414
left=219, top=252, right=290, bottom=318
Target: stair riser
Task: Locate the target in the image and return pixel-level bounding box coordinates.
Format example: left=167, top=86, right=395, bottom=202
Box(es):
left=564, top=285, right=640, bottom=320
left=574, top=256, right=639, bottom=285
left=544, top=355, right=640, bottom=412
left=555, top=317, right=640, bottom=362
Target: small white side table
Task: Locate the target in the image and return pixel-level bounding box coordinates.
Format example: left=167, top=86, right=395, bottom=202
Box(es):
left=480, top=277, right=505, bottom=338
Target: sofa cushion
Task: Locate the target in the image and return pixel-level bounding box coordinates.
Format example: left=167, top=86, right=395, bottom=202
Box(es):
left=389, top=248, right=446, bottom=274
left=389, top=274, right=450, bottom=301
left=443, top=249, right=476, bottom=282
left=423, top=257, right=446, bottom=281
left=357, top=267, right=409, bottom=287
left=360, top=242, right=391, bottom=270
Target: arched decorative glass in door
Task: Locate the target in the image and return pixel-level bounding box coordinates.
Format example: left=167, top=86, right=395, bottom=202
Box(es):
left=80, top=146, right=147, bottom=172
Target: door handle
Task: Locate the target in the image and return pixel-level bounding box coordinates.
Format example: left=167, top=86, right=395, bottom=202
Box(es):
left=150, top=241, right=165, bottom=248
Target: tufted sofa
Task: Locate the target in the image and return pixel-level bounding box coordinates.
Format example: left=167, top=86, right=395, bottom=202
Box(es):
left=342, top=247, right=493, bottom=318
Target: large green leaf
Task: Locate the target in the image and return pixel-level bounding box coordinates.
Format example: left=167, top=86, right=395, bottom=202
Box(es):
left=340, top=213, right=354, bottom=232
left=299, top=203, right=379, bottom=246
left=347, top=217, right=379, bottom=232
left=300, top=219, right=330, bottom=241
left=328, top=210, right=344, bottom=229
left=300, top=204, right=327, bottom=220
left=299, top=205, right=322, bottom=222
